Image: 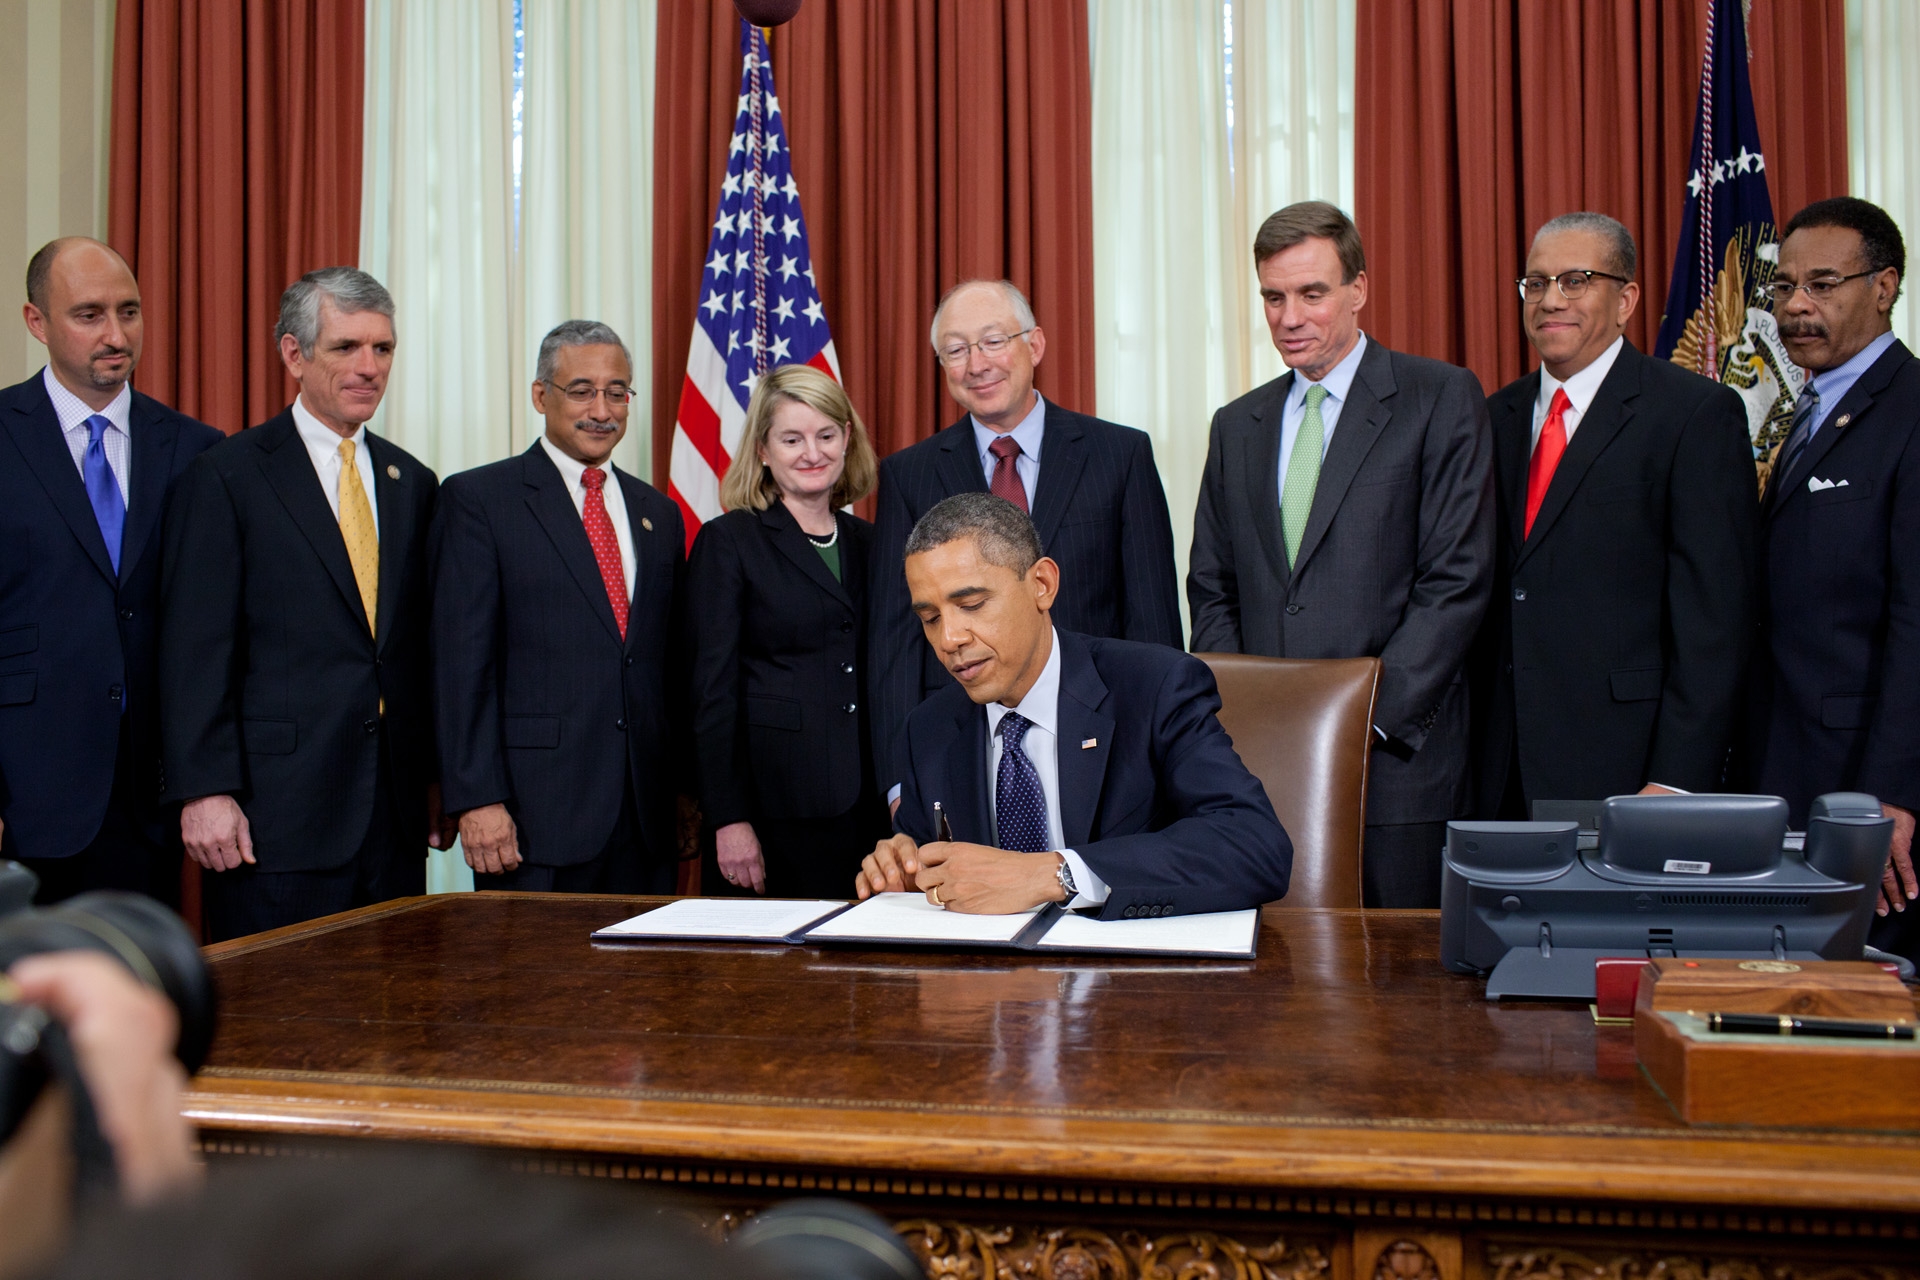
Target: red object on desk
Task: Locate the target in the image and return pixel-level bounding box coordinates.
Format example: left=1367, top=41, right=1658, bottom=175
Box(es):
left=1595, top=957, right=1652, bottom=1018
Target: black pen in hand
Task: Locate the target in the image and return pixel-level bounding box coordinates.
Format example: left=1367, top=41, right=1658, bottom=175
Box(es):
left=933, top=800, right=953, bottom=842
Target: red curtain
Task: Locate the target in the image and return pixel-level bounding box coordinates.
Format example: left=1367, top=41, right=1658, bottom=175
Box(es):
left=651, top=1, right=1096, bottom=488
left=1354, top=0, right=1849, bottom=393
left=108, top=0, right=366, bottom=436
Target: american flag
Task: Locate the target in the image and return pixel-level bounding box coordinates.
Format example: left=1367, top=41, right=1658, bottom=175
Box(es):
left=668, top=20, right=840, bottom=546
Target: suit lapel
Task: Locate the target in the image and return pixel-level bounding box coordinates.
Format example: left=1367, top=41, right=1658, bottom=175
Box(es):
left=5, top=381, right=117, bottom=585
left=934, top=418, right=990, bottom=498
left=258, top=414, right=371, bottom=632
left=365, top=433, right=412, bottom=652
left=1491, top=376, right=1538, bottom=555
left=941, top=699, right=992, bottom=845
left=523, top=444, right=623, bottom=644
left=1293, top=343, right=1394, bottom=577
left=614, top=468, right=654, bottom=649
left=1515, top=345, right=1640, bottom=566
left=761, top=502, right=852, bottom=609
left=1243, top=375, right=1291, bottom=584
left=1052, top=633, right=1114, bottom=849
left=1768, top=341, right=1909, bottom=517
left=1029, top=403, right=1087, bottom=554
left=117, top=394, right=175, bottom=585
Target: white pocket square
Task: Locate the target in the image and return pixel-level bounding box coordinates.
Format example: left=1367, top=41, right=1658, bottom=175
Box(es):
left=1807, top=476, right=1849, bottom=492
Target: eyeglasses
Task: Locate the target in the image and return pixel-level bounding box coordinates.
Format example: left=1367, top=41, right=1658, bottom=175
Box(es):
left=935, top=329, right=1034, bottom=368
left=1761, top=271, right=1879, bottom=307
left=1516, top=270, right=1631, bottom=302
left=546, top=380, right=635, bottom=405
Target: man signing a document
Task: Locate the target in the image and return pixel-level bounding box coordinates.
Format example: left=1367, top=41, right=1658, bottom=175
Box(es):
left=856, top=493, right=1291, bottom=918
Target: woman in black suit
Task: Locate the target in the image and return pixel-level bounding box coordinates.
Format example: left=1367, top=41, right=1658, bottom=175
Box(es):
left=687, top=365, right=889, bottom=898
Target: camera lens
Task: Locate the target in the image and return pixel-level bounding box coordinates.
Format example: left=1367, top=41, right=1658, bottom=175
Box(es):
left=0, top=891, right=216, bottom=1072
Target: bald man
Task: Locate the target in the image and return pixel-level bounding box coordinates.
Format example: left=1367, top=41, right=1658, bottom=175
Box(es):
left=0, top=238, right=221, bottom=904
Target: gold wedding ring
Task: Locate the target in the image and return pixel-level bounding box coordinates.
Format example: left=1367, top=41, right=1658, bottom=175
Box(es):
left=931, top=886, right=944, bottom=906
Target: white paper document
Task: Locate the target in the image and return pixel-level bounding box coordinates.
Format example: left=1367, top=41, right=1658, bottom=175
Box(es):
left=802, top=892, right=1042, bottom=945
left=1031, top=908, right=1259, bottom=956
left=594, top=898, right=848, bottom=941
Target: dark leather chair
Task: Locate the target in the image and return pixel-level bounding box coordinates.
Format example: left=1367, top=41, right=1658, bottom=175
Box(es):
left=1196, top=654, right=1381, bottom=909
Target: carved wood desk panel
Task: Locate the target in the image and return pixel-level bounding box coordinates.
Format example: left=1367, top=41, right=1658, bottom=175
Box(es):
left=190, top=895, right=1920, bottom=1279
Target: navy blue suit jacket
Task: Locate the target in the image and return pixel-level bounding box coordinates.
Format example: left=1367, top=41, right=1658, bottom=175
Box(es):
left=431, top=444, right=687, bottom=866
left=159, top=410, right=438, bottom=872
left=0, top=372, right=220, bottom=859
left=869, top=402, right=1183, bottom=785
left=1745, top=338, right=1920, bottom=824
left=893, top=630, right=1291, bottom=919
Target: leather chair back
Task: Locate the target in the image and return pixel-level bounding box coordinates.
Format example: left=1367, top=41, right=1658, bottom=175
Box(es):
left=1197, top=654, right=1381, bottom=909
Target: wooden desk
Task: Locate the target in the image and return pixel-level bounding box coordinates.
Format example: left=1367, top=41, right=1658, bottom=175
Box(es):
left=190, top=894, right=1920, bottom=1279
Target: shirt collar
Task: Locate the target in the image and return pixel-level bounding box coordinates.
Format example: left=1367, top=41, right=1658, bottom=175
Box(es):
left=972, top=391, right=1047, bottom=464
left=1285, top=332, right=1368, bottom=414
left=292, top=393, right=366, bottom=456
left=1808, top=329, right=1898, bottom=403
left=1537, top=334, right=1626, bottom=418
left=986, top=625, right=1062, bottom=742
left=43, top=365, right=132, bottom=436
left=538, top=433, right=600, bottom=491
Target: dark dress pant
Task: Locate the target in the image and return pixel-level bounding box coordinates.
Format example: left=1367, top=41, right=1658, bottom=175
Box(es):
left=471, top=787, right=673, bottom=894
left=14, top=718, right=177, bottom=909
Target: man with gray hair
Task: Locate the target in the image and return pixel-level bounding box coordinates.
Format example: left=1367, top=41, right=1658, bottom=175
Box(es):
left=429, top=319, right=687, bottom=894
left=160, top=266, right=445, bottom=940
left=1469, top=212, right=1756, bottom=820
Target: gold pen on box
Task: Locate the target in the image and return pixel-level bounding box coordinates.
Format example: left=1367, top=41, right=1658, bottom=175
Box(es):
left=933, top=800, right=953, bottom=842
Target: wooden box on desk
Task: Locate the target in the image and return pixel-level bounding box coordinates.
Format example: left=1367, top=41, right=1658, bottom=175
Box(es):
left=1633, top=958, right=1920, bottom=1128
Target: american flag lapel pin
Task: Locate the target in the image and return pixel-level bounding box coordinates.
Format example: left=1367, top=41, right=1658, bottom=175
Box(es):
left=386, top=464, right=400, bottom=480
left=1081, top=738, right=1098, bottom=750
left=641, top=517, right=654, bottom=532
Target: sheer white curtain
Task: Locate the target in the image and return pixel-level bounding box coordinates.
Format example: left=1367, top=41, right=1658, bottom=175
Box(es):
left=1848, top=0, right=1920, bottom=352
left=1089, top=0, right=1355, bottom=632
left=519, top=0, right=657, bottom=477
left=361, top=0, right=517, bottom=894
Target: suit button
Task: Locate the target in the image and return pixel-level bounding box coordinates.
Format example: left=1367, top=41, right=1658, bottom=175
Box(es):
left=108, top=685, right=123, bottom=702
left=1123, top=905, right=1139, bottom=919
left=1285, top=603, right=1302, bottom=615
left=362, top=719, right=377, bottom=734
left=842, top=702, right=856, bottom=714
left=1513, top=587, right=1527, bottom=601
left=841, top=662, right=854, bottom=675
left=624, top=656, right=634, bottom=667
left=1504, top=663, right=1514, bottom=674
left=615, top=718, right=628, bottom=732
left=118, top=608, right=134, bottom=620
left=840, top=620, right=852, bottom=633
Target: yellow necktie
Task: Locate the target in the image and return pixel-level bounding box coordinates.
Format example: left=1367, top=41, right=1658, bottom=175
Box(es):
left=337, top=439, right=378, bottom=635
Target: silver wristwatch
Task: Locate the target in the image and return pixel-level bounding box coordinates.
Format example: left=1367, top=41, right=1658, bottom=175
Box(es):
left=1055, top=855, right=1077, bottom=900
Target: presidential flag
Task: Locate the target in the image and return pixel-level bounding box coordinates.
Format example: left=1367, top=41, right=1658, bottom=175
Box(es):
left=1653, top=0, right=1803, bottom=487
left=668, top=20, right=840, bottom=547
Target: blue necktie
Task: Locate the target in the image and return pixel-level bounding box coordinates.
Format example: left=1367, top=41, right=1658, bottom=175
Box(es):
left=994, top=711, right=1051, bottom=853
left=83, top=414, right=126, bottom=574
left=1776, top=383, right=1821, bottom=489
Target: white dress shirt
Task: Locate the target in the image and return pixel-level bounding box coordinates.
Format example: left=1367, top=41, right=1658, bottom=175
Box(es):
left=985, top=627, right=1111, bottom=909
left=45, top=366, right=132, bottom=508
left=1275, top=332, right=1369, bottom=497
left=971, top=391, right=1046, bottom=499
left=293, top=395, right=379, bottom=532
left=538, top=434, right=636, bottom=600
left=1531, top=335, right=1625, bottom=446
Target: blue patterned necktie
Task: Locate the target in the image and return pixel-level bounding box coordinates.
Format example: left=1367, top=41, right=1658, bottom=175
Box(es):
left=994, top=711, right=1051, bottom=853
left=1776, top=382, right=1821, bottom=488
left=83, top=414, right=126, bottom=573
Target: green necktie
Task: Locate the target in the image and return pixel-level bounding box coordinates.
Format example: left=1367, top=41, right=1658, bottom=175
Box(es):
left=1281, top=383, right=1329, bottom=568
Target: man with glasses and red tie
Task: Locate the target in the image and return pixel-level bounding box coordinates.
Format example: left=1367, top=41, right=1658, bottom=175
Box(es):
left=0, top=238, right=220, bottom=905
left=868, top=280, right=1182, bottom=821
left=1741, top=197, right=1920, bottom=960
left=430, top=320, right=688, bottom=894
left=1471, top=212, right=1757, bottom=823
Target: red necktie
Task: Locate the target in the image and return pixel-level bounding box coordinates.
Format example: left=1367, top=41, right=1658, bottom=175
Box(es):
left=581, top=467, right=629, bottom=640
left=988, top=436, right=1029, bottom=512
left=1523, top=388, right=1571, bottom=539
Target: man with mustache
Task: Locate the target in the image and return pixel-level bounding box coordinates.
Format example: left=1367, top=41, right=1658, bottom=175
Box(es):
left=0, top=238, right=220, bottom=903
left=159, top=268, right=444, bottom=940
left=856, top=492, right=1290, bottom=917
left=1470, top=213, right=1757, bottom=819
left=1743, top=197, right=1920, bottom=960
left=430, top=321, right=687, bottom=893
